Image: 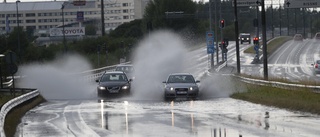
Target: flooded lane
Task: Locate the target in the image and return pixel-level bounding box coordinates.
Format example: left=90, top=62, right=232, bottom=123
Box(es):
left=15, top=98, right=320, bottom=137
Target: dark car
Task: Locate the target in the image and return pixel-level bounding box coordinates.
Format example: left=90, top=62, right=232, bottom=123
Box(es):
left=239, top=33, right=251, bottom=44
left=163, top=73, right=200, bottom=100
left=96, top=71, right=132, bottom=96
left=312, top=60, right=320, bottom=74
left=115, top=64, right=135, bottom=79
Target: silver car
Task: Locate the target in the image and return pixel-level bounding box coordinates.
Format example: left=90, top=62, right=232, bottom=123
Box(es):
left=163, top=73, right=200, bottom=100
left=312, top=60, right=320, bottom=74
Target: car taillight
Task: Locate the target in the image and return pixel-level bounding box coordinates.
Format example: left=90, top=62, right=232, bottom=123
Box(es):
left=316, top=64, right=318, bottom=68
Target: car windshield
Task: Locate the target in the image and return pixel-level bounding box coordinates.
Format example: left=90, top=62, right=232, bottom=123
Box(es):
left=100, top=74, right=128, bottom=82
left=115, top=66, right=134, bottom=73
left=240, top=34, right=250, bottom=38
left=316, top=60, right=320, bottom=64
left=167, top=75, right=195, bottom=83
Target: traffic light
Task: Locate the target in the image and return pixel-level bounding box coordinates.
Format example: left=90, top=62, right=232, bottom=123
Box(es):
left=219, top=19, right=225, bottom=29
left=253, top=37, right=259, bottom=44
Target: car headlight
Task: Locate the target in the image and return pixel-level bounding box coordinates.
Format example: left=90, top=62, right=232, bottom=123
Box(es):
left=98, top=86, right=106, bottom=90
left=241, top=38, right=244, bottom=40
left=170, top=87, right=174, bottom=91
left=122, top=85, right=129, bottom=89
left=189, top=86, right=198, bottom=91
left=247, top=38, right=249, bottom=40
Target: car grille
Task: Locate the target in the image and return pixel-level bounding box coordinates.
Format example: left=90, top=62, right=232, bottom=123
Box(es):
left=107, top=87, right=120, bottom=93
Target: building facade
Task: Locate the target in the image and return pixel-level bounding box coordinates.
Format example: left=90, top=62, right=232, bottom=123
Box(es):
left=0, top=0, right=149, bottom=36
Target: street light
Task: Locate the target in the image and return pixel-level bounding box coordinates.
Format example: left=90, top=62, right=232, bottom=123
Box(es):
left=16, top=0, right=20, bottom=57
left=61, top=4, right=67, bottom=53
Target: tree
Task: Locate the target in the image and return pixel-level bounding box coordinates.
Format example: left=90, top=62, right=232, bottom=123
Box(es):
left=109, top=19, right=143, bottom=38
left=143, top=0, right=197, bottom=32
left=85, top=24, right=97, bottom=35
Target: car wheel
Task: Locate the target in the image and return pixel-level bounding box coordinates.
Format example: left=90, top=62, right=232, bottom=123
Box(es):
left=98, top=90, right=103, bottom=97
left=164, top=96, right=173, bottom=101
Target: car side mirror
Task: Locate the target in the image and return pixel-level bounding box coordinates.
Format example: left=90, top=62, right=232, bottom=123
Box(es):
left=129, top=79, right=133, bottom=82
left=95, top=79, right=99, bottom=83
left=311, top=64, right=314, bottom=66
left=196, top=80, right=200, bottom=83
left=162, top=81, right=166, bottom=83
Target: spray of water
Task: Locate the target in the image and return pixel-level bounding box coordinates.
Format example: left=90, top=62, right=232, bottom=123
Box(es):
left=16, top=30, right=235, bottom=101
left=199, top=74, right=237, bottom=99
left=130, top=30, right=189, bottom=100
left=17, top=53, right=97, bottom=100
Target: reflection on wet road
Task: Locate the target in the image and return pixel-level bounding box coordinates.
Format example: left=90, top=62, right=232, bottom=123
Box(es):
left=16, top=98, right=320, bottom=137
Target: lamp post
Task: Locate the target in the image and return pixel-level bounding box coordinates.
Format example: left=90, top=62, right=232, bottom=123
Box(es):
left=16, top=0, right=20, bottom=57
left=61, top=4, right=67, bottom=53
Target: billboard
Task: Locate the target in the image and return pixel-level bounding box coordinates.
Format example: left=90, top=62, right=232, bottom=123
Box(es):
left=50, top=27, right=85, bottom=36
left=73, top=0, right=86, bottom=6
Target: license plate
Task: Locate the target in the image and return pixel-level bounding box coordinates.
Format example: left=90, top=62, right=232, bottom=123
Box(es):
left=177, top=91, right=187, bottom=94
left=109, top=90, right=119, bottom=93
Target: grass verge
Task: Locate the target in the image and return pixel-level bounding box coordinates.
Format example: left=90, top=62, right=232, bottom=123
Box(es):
left=3, top=95, right=46, bottom=137
left=231, top=82, right=320, bottom=115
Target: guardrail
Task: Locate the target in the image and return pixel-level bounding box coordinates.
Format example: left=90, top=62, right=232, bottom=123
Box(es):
left=0, top=89, right=39, bottom=137
left=1, top=79, right=13, bottom=88
left=212, top=63, right=320, bottom=93
left=234, top=75, right=320, bottom=93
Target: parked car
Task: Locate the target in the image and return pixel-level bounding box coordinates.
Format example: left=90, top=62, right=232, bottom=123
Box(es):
left=312, top=60, right=320, bottom=74
left=293, top=34, right=303, bottom=41
left=314, top=32, right=320, bottom=40
left=115, top=64, right=135, bottom=79
left=163, top=73, right=200, bottom=100
left=239, top=33, right=251, bottom=44
left=96, top=71, right=132, bottom=97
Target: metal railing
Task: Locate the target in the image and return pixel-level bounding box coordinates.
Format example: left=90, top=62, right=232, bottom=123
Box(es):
left=0, top=89, right=39, bottom=137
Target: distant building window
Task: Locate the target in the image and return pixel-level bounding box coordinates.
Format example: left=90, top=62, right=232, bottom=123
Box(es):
left=26, top=13, right=35, bottom=17
left=123, top=16, right=129, bottom=19
left=122, top=3, right=128, bottom=7
left=26, top=20, right=36, bottom=23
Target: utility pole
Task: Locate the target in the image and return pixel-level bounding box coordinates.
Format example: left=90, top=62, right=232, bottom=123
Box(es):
left=16, top=0, right=21, bottom=57
left=303, top=8, right=306, bottom=38
left=209, top=0, right=214, bottom=68
left=295, top=8, right=297, bottom=34
left=271, top=0, right=274, bottom=38
left=215, top=0, right=219, bottom=64
left=101, top=0, right=105, bottom=36
left=256, top=6, right=259, bottom=39
left=261, top=0, right=268, bottom=80
left=61, top=4, right=67, bottom=53
left=233, top=0, right=240, bottom=74
left=219, top=0, right=224, bottom=62
left=279, top=0, right=282, bottom=36
left=287, top=8, right=289, bottom=36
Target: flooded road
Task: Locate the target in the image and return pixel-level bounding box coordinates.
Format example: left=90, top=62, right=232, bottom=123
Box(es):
left=15, top=97, right=320, bottom=137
